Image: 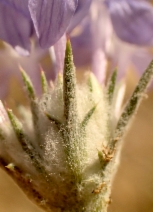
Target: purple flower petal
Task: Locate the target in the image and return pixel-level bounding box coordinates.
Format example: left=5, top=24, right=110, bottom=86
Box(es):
left=0, top=0, right=30, bottom=17
left=53, top=34, right=66, bottom=73
left=105, top=0, right=153, bottom=45
left=67, top=0, right=92, bottom=33
left=70, top=21, right=93, bottom=67
left=0, top=0, right=33, bottom=55
left=29, top=0, right=78, bottom=48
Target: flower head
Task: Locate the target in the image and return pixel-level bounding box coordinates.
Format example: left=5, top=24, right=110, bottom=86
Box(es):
left=0, top=40, right=153, bottom=212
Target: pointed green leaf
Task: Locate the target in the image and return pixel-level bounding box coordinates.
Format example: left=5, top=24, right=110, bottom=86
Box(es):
left=111, top=60, right=153, bottom=149
left=56, top=72, right=63, bottom=86
left=20, top=67, right=41, bottom=142
left=45, top=112, right=61, bottom=129
left=87, top=72, right=102, bottom=94
left=41, top=69, right=48, bottom=94
left=81, top=105, right=96, bottom=129
left=7, top=109, right=44, bottom=173
left=20, top=67, right=35, bottom=100
left=63, top=39, right=77, bottom=124
left=63, top=40, right=83, bottom=181
left=106, top=68, right=117, bottom=104
left=87, top=74, right=94, bottom=93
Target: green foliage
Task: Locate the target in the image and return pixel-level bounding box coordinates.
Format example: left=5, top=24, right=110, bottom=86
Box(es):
left=0, top=41, right=153, bottom=212
left=106, top=68, right=117, bottom=105
left=41, top=70, right=48, bottom=94
left=111, top=60, right=153, bottom=150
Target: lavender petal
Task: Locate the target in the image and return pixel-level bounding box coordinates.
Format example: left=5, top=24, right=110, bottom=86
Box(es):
left=29, top=0, right=78, bottom=48
left=0, top=0, right=33, bottom=55
left=105, top=0, right=153, bottom=45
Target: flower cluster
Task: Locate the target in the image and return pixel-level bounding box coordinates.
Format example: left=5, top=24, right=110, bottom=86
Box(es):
left=70, top=0, right=153, bottom=81
left=0, top=0, right=78, bottom=54
left=1, top=0, right=153, bottom=55
left=0, top=41, right=153, bottom=212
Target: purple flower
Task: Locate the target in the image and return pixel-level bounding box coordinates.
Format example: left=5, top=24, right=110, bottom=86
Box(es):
left=0, top=0, right=78, bottom=54
left=29, top=0, right=78, bottom=48
left=69, top=0, right=153, bottom=83
left=1, top=0, right=153, bottom=56
left=105, top=0, right=153, bottom=46
left=70, top=1, right=112, bottom=83
left=67, top=0, right=92, bottom=32
left=0, top=0, right=32, bottom=55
